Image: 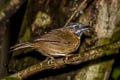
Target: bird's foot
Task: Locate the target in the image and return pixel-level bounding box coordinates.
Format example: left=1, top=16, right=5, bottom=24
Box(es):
left=65, top=56, right=68, bottom=62
left=41, top=57, right=56, bottom=67
left=48, top=57, right=56, bottom=64
left=48, top=57, right=59, bottom=69
left=64, top=54, right=73, bottom=64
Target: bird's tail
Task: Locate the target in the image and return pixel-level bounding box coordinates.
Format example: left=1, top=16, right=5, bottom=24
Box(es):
left=10, top=42, right=33, bottom=52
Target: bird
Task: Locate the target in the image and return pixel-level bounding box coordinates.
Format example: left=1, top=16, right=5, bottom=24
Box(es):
left=10, top=22, right=90, bottom=59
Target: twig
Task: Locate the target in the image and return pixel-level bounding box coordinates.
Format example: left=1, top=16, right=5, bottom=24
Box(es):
left=0, top=0, right=26, bottom=22
left=64, top=0, right=88, bottom=26
left=3, top=41, right=120, bottom=79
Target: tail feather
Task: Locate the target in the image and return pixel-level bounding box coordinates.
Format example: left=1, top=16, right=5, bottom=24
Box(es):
left=10, top=42, right=32, bottom=52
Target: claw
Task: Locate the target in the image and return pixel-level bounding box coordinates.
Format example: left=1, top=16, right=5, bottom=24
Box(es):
left=64, top=54, right=73, bottom=64
left=48, top=57, right=56, bottom=65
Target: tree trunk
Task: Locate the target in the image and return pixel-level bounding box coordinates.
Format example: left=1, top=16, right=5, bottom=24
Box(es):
left=75, top=0, right=120, bottom=80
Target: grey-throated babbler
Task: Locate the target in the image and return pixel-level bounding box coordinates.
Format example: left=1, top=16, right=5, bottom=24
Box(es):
left=10, top=23, right=90, bottom=58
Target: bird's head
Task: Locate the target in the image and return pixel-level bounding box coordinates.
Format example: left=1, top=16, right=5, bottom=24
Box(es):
left=64, top=22, right=90, bottom=36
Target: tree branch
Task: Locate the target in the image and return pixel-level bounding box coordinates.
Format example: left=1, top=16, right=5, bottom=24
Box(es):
left=2, top=41, right=120, bottom=79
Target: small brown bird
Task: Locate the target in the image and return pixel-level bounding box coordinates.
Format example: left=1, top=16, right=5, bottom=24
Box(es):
left=10, top=23, right=90, bottom=58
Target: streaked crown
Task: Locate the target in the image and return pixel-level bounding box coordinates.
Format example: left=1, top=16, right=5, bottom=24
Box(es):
left=64, top=22, right=90, bottom=36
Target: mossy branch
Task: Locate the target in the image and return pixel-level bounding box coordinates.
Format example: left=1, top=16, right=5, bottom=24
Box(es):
left=2, top=41, right=120, bottom=80
left=0, top=0, right=26, bottom=22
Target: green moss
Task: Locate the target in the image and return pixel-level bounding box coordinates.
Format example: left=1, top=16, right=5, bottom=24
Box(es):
left=67, top=76, right=71, bottom=80
left=96, top=30, right=120, bottom=47
left=112, top=31, right=120, bottom=42
left=97, top=38, right=112, bottom=46
left=4, top=76, right=21, bottom=80
left=102, top=48, right=119, bottom=55
left=33, top=11, right=51, bottom=29
left=97, top=37, right=119, bottom=55
left=23, top=28, right=31, bottom=42
left=0, top=12, right=5, bottom=20
left=112, top=68, right=120, bottom=80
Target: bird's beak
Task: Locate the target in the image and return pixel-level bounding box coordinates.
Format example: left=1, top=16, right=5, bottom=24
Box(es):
left=75, top=26, right=90, bottom=36
left=80, top=26, right=90, bottom=32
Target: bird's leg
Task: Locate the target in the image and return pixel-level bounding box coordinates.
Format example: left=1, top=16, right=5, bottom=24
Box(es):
left=48, top=56, right=56, bottom=65
left=42, top=57, right=50, bottom=63
left=41, top=56, right=55, bottom=63
left=41, top=57, right=56, bottom=68
left=40, top=57, right=50, bottom=67
left=64, top=56, right=69, bottom=63
left=48, top=56, right=62, bottom=69
left=64, top=54, right=73, bottom=63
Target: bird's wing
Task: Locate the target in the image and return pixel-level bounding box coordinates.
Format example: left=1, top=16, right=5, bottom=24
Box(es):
left=33, top=29, right=75, bottom=45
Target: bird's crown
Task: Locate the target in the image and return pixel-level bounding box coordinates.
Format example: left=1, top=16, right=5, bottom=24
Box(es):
left=64, top=22, right=90, bottom=36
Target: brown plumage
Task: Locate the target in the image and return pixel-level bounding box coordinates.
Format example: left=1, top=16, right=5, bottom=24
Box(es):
left=10, top=23, right=90, bottom=57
